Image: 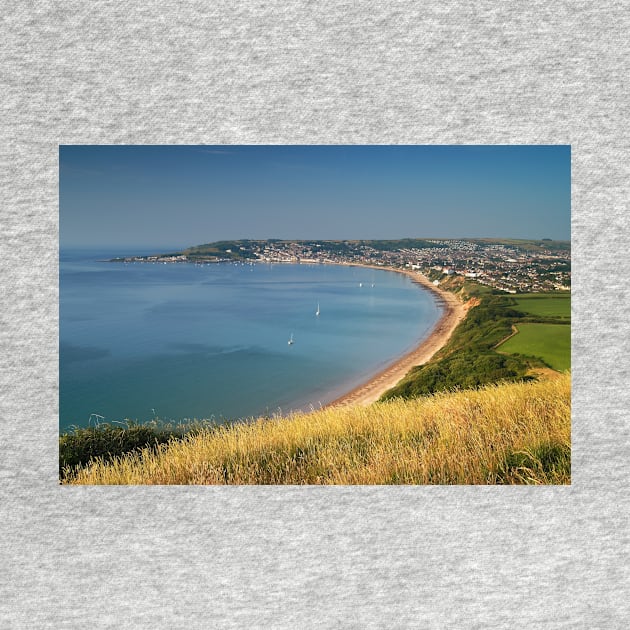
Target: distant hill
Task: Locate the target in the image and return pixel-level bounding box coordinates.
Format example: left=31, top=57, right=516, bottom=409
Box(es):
left=172, top=237, right=570, bottom=259
left=466, top=238, right=570, bottom=253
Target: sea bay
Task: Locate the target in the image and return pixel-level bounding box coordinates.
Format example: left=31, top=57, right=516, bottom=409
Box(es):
left=59, top=249, right=442, bottom=432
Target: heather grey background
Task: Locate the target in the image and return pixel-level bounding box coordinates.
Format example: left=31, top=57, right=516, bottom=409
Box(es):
left=1, top=2, right=628, bottom=628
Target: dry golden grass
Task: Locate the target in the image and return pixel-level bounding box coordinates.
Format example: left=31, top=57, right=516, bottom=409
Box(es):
left=64, top=375, right=571, bottom=485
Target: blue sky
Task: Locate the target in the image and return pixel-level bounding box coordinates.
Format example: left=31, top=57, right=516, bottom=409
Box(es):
left=59, top=145, right=570, bottom=249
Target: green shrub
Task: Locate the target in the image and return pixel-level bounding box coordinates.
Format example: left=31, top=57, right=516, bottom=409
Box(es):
left=59, top=422, right=191, bottom=479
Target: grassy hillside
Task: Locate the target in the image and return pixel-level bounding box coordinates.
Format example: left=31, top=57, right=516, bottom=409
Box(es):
left=63, top=375, right=571, bottom=485
left=381, top=284, right=533, bottom=400
left=382, top=281, right=570, bottom=400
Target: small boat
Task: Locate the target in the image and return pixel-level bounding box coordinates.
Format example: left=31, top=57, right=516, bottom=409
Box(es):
left=288, top=333, right=294, bottom=345
left=359, top=282, right=363, bottom=287
left=316, top=302, right=320, bottom=316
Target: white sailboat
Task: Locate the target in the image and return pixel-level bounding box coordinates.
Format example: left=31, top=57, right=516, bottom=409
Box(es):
left=316, top=302, right=320, bottom=316
left=288, top=333, right=294, bottom=345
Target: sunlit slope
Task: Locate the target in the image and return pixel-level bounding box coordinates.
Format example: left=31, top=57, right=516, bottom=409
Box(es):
left=66, top=375, right=571, bottom=485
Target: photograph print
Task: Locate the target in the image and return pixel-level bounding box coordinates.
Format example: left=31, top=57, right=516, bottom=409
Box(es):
left=59, top=145, right=571, bottom=485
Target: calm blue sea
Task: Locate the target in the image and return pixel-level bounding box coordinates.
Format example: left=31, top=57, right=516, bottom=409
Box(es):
left=59, top=248, right=442, bottom=432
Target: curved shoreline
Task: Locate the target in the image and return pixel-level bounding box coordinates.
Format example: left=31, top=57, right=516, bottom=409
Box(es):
left=325, top=265, right=467, bottom=408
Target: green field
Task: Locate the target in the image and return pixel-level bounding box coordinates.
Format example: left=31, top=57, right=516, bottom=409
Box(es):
left=512, top=294, right=571, bottom=320
left=498, top=323, right=570, bottom=371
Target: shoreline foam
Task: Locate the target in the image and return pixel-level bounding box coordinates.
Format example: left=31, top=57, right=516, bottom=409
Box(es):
left=325, top=265, right=467, bottom=408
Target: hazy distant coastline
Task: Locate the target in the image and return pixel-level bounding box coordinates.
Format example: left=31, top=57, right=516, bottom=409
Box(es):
left=110, top=237, right=571, bottom=294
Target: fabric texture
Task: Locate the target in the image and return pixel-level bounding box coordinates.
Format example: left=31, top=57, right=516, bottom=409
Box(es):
left=1, top=2, right=628, bottom=627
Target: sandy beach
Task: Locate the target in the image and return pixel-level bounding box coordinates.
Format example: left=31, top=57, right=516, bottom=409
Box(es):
left=326, top=267, right=467, bottom=407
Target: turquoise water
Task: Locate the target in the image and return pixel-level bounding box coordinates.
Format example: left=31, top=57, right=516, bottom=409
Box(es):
left=60, top=249, right=442, bottom=432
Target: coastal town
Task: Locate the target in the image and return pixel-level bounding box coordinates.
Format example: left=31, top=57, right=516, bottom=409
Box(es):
left=113, top=238, right=571, bottom=294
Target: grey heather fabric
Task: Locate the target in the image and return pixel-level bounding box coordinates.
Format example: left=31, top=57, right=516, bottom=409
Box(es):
left=1, top=1, right=628, bottom=628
